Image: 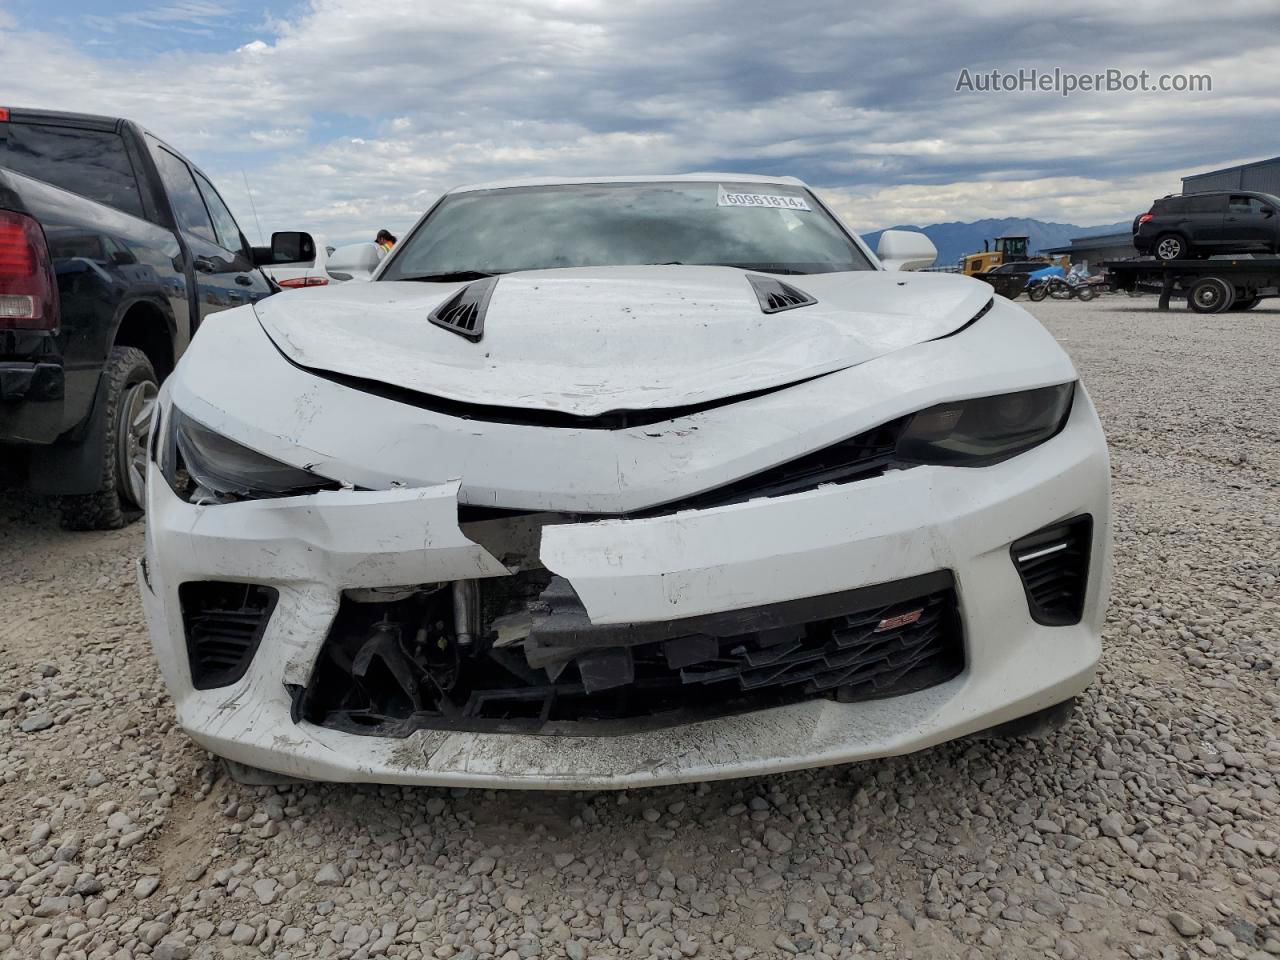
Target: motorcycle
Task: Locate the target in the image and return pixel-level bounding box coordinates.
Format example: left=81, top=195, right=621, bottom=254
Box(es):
left=1027, top=273, right=1098, bottom=302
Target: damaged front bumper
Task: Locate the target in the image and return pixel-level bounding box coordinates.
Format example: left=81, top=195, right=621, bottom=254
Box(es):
left=139, top=390, right=1110, bottom=790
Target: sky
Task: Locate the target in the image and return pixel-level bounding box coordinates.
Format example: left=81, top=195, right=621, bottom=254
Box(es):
left=2, top=0, right=1277, bottom=245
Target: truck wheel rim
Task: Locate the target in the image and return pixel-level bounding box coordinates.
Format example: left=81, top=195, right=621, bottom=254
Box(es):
left=117, top=380, right=158, bottom=509
left=1158, top=238, right=1181, bottom=259
left=1195, top=284, right=1222, bottom=309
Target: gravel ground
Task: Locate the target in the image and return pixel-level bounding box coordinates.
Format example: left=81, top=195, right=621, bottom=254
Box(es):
left=1, top=295, right=1277, bottom=960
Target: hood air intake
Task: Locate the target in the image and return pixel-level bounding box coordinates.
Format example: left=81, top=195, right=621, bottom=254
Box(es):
left=428, top=276, right=498, bottom=342
left=747, top=274, right=818, bottom=314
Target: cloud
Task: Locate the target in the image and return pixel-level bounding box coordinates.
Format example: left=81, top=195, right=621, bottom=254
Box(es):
left=84, top=1, right=238, bottom=34
left=1, top=0, right=1277, bottom=243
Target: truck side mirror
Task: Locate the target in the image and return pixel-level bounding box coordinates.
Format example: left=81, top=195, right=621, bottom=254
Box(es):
left=254, top=231, right=316, bottom=266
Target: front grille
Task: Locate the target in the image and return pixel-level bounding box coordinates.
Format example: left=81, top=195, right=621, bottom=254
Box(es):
left=179, top=581, right=278, bottom=689
left=298, top=571, right=964, bottom=736
left=677, top=589, right=957, bottom=699
left=1010, top=515, right=1092, bottom=625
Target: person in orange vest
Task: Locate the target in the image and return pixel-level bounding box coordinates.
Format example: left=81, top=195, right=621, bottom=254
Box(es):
left=375, top=229, right=396, bottom=258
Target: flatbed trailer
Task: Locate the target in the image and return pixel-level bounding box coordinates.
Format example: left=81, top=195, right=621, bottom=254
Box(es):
left=1105, top=258, right=1280, bottom=313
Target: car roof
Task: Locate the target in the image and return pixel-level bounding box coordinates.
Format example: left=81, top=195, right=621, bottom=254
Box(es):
left=446, top=173, right=808, bottom=195
left=1169, top=190, right=1269, bottom=199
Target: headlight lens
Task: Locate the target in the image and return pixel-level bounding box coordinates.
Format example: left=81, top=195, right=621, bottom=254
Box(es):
left=162, top=407, right=336, bottom=501
left=896, top=383, right=1075, bottom=466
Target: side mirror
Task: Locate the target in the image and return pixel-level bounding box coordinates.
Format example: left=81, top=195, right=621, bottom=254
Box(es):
left=1263, top=207, right=1276, bottom=218
left=325, top=242, right=382, bottom=282
left=253, top=231, right=316, bottom=266
left=876, top=230, right=937, bottom=272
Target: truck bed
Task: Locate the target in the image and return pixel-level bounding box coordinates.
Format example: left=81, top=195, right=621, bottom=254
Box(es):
left=1104, top=257, right=1280, bottom=311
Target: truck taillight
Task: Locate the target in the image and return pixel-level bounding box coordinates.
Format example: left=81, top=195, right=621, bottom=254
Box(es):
left=277, top=276, right=329, bottom=289
left=0, top=210, right=58, bottom=330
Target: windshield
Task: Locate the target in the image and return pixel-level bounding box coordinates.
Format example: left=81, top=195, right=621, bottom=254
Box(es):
left=381, top=181, right=874, bottom=280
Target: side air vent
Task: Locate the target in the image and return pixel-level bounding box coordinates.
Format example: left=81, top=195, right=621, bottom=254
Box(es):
left=428, top=277, right=498, bottom=342
left=1010, top=515, right=1093, bottom=626
left=746, top=274, right=818, bottom=314
left=180, top=581, right=278, bottom=689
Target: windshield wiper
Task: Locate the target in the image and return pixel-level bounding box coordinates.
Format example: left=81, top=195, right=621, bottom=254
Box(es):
left=400, top=270, right=497, bottom=282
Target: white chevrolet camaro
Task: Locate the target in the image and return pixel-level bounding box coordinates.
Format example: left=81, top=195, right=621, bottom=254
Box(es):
left=139, top=174, right=1111, bottom=789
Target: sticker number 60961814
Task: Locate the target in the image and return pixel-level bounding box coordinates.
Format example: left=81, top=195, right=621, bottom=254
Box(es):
left=717, top=186, right=811, bottom=211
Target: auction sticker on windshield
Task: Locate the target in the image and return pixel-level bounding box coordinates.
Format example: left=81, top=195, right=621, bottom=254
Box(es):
left=717, top=185, right=811, bottom=211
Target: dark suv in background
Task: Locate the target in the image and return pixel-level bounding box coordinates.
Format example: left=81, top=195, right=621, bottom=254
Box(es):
left=1134, top=191, right=1280, bottom=260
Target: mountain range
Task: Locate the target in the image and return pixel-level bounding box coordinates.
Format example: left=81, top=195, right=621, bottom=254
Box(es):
left=860, top=218, right=1131, bottom=267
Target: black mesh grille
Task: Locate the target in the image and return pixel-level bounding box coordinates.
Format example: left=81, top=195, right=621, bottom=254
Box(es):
left=180, top=582, right=278, bottom=690
left=676, top=588, right=959, bottom=699
left=1010, top=516, right=1092, bottom=625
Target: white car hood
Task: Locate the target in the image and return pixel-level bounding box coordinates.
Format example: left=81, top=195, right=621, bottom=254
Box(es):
left=254, top=265, right=994, bottom=417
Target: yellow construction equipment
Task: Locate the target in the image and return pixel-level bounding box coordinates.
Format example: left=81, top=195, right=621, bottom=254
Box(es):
left=961, top=234, right=1069, bottom=276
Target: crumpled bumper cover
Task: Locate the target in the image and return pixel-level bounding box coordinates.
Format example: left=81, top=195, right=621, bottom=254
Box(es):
left=139, top=389, right=1111, bottom=790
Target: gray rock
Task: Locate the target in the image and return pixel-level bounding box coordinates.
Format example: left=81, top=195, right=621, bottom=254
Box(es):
left=73, top=873, right=102, bottom=896
left=1168, top=912, right=1202, bottom=937
left=690, top=892, right=720, bottom=915
left=468, top=856, right=497, bottom=876
left=20, top=712, right=54, bottom=733
left=153, top=942, right=190, bottom=960
left=253, top=877, right=280, bottom=905
left=1100, top=814, right=1127, bottom=838
left=763, top=828, right=793, bottom=854
left=140, top=921, right=169, bottom=946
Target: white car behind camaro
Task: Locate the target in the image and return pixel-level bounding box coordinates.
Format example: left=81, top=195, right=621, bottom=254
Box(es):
left=139, top=174, right=1110, bottom=789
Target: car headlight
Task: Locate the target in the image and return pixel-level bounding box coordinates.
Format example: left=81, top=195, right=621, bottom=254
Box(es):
left=895, top=382, right=1075, bottom=466
left=161, top=407, right=337, bottom=502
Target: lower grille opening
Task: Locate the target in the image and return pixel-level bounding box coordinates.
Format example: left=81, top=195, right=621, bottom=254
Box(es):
left=298, top=571, right=965, bottom=737
left=180, top=581, right=278, bottom=690
left=1010, top=515, right=1092, bottom=626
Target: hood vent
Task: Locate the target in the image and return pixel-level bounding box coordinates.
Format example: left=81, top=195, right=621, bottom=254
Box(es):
left=428, top=277, right=498, bottom=342
left=747, top=274, right=818, bottom=314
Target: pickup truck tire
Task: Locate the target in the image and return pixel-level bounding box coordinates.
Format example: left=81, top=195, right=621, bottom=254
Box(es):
left=58, top=347, right=158, bottom=530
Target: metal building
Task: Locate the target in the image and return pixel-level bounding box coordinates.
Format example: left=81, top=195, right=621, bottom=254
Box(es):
left=1182, top=156, right=1280, bottom=195
left=1040, top=232, right=1137, bottom=272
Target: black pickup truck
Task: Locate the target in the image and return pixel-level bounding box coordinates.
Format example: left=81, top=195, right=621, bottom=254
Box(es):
left=0, top=107, right=313, bottom=528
